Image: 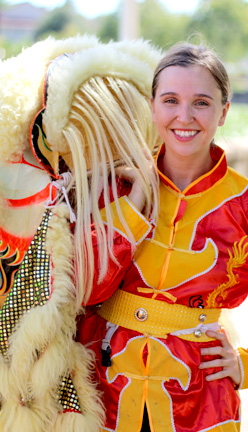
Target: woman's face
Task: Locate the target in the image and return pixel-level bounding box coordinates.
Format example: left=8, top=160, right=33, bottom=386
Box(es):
left=151, top=65, right=230, bottom=160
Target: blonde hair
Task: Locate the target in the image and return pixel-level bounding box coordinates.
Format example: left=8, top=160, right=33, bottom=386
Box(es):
left=63, top=75, right=160, bottom=308
left=36, top=39, right=163, bottom=309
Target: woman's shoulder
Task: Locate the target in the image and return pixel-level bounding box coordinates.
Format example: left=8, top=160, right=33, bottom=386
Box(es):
left=223, top=166, right=248, bottom=212
left=226, top=165, right=248, bottom=190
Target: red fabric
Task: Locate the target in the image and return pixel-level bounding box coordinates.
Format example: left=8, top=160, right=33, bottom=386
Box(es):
left=78, top=146, right=246, bottom=431
left=156, top=143, right=227, bottom=195
left=78, top=312, right=240, bottom=431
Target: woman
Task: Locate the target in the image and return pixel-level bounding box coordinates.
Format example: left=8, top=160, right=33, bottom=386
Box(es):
left=78, top=43, right=248, bottom=431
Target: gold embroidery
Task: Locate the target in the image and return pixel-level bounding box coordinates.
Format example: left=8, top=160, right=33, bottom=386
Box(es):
left=207, top=236, right=248, bottom=307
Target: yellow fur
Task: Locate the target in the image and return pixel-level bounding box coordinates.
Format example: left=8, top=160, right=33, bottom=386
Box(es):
left=43, top=40, right=161, bottom=154
left=0, top=35, right=100, bottom=162
left=52, top=411, right=102, bottom=432
left=0, top=204, right=104, bottom=431
left=0, top=36, right=162, bottom=430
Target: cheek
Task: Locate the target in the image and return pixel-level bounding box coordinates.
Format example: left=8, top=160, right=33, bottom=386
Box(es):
left=154, top=107, right=172, bottom=125
left=198, top=111, right=217, bottom=130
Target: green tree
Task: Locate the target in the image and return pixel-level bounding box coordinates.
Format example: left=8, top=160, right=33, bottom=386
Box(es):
left=98, top=13, right=118, bottom=42
left=139, top=0, right=191, bottom=50
left=34, top=0, right=92, bottom=41
left=35, top=11, right=69, bottom=39
left=188, top=0, right=248, bottom=61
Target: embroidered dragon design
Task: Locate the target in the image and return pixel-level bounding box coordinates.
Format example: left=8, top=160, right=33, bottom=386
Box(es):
left=207, top=236, right=248, bottom=307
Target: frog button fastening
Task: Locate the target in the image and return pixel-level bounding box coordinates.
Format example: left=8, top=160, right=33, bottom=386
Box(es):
left=135, top=308, right=148, bottom=322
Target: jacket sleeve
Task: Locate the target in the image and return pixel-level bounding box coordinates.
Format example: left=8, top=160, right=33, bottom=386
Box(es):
left=87, top=195, right=154, bottom=305
left=236, top=347, right=248, bottom=389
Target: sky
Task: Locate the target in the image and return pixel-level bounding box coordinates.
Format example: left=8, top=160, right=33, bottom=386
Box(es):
left=6, top=0, right=200, bottom=18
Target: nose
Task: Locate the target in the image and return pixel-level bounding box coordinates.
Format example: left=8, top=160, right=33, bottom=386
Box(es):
left=176, top=103, right=193, bottom=124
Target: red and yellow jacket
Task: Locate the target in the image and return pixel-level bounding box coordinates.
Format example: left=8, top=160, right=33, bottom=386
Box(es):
left=78, top=144, right=248, bottom=432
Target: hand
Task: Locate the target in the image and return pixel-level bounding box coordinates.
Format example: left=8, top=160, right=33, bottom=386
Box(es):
left=199, top=329, right=241, bottom=386
left=115, top=166, right=149, bottom=212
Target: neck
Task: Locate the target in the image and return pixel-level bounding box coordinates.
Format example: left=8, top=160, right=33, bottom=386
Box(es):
left=162, top=147, right=214, bottom=192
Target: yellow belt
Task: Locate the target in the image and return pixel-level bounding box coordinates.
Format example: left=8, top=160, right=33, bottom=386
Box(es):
left=97, top=289, right=221, bottom=341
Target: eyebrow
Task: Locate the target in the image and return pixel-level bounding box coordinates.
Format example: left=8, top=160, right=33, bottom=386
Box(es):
left=195, top=93, right=214, bottom=100
left=159, top=91, right=214, bottom=100
left=159, top=92, right=177, bottom=98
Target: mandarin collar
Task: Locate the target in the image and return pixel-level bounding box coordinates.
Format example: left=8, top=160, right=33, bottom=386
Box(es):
left=155, top=143, right=227, bottom=196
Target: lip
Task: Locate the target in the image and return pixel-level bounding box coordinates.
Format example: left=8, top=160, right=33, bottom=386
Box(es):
left=172, top=129, right=200, bottom=141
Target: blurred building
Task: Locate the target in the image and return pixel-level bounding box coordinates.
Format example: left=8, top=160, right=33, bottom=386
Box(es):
left=0, top=2, right=47, bottom=42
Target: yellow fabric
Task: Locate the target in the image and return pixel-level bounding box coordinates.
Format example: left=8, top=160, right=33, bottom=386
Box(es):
left=134, top=169, right=248, bottom=292
left=101, top=334, right=240, bottom=432
left=102, top=336, right=191, bottom=432
left=97, top=151, right=245, bottom=430
left=107, top=337, right=147, bottom=432
left=237, top=347, right=248, bottom=390
left=98, top=289, right=221, bottom=341
left=146, top=337, right=190, bottom=432
left=100, top=196, right=152, bottom=244
left=201, top=424, right=240, bottom=431
left=137, top=287, right=177, bottom=303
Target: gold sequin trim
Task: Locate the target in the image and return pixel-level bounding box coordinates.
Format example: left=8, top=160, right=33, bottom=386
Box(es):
left=0, top=210, right=52, bottom=358
left=57, top=374, right=81, bottom=413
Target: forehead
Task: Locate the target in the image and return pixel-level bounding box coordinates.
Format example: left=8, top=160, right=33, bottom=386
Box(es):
left=156, top=65, right=221, bottom=97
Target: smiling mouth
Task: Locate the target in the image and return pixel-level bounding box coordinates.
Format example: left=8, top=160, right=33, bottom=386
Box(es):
left=173, top=130, right=199, bottom=138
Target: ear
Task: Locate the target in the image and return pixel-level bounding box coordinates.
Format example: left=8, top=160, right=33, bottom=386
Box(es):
left=150, top=96, right=156, bottom=123
left=218, top=101, right=230, bottom=127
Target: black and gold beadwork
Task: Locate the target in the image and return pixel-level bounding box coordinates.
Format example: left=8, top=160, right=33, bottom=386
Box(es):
left=57, top=374, right=82, bottom=413
left=0, top=209, right=52, bottom=358
left=0, top=209, right=81, bottom=413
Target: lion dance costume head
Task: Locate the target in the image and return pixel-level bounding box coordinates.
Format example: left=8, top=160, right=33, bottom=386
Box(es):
left=0, top=35, right=161, bottom=431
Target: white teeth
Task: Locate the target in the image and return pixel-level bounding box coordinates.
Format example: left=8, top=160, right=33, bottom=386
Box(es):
left=174, top=130, right=198, bottom=137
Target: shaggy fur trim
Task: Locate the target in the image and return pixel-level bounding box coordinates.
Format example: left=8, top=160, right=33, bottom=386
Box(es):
left=0, top=35, right=100, bottom=162
left=43, top=40, right=162, bottom=154
left=115, top=39, right=162, bottom=69
left=69, top=342, right=104, bottom=424
left=51, top=342, right=104, bottom=431
left=0, top=399, right=53, bottom=432
left=0, top=203, right=104, bottom=431
left=51, top=411, right=102, bottom=432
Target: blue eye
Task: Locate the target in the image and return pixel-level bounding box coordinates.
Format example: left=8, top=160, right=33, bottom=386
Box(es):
left=196, top=100, right=209, bottom=106
left=164, top=98, right=177, bottom=104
